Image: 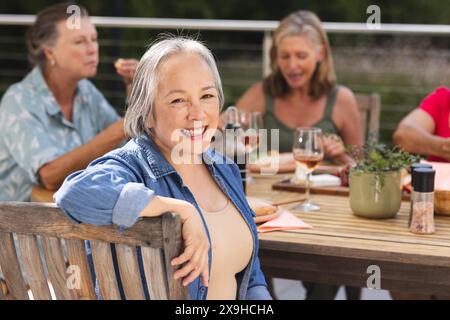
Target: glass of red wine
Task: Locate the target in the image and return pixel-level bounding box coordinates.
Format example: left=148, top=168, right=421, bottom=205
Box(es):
left=292, top=127, right=324, bottom=211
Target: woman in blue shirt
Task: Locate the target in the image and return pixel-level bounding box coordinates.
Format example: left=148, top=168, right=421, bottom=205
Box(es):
left=55, top=37, right=272, bottom=300
left=0, top=3, right=135, bottom=201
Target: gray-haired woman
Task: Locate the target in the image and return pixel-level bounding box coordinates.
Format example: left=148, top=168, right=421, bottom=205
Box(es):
left=0, top=3, right=133, bottom=201
left=55, top=36, right=272, bottom=300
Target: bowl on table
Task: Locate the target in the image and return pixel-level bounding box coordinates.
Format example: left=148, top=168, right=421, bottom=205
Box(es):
left=246, top=197, right=281, bottom=223
left=248, top=152, right=345, bottom=177
left=435, top=189, right=450, bottom=216
left=422, top=161, right=450, bottom=216
left=248, top=152, right=296, bottom=174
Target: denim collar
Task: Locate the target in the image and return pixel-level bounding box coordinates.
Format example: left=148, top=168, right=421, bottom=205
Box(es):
left=136, top=134, right=222, bottom=179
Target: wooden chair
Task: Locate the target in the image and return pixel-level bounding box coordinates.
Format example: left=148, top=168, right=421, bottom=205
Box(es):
left=0, top=202, right=189, bottom=300
left=355, top=93, right=381, bottom=142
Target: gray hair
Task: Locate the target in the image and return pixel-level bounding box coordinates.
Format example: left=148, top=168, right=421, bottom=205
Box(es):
left=26, top=3, right=89, bottom=68
left=124, top=36, right=225, bottom=138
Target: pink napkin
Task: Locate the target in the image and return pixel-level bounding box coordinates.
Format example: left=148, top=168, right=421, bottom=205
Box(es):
left=257, top=208, right=312, bottom=233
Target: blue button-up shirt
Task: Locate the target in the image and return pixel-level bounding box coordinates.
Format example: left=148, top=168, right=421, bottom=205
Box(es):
left=54, top=135, right=271, bottom=300
left=0, top=67, right=120, bottom=201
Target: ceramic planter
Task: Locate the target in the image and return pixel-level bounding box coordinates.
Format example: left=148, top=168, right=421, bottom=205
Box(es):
left=349, top=169, right=402, bottom=219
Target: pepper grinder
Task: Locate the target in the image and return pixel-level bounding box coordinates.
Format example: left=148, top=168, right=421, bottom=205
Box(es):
left=410, top=168, right=435, bottom=234
left=408, top=163, right=432, bottom=227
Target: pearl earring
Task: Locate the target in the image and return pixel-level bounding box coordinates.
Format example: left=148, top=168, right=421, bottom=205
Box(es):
left=50, top=60, right=55, bottom=66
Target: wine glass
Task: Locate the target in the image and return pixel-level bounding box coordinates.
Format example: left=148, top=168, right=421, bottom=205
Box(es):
left=240, top=111, right=263, bottom=183
left=240, top=112, right=263, bottom=154
left=292, top=127, right=324, bottom=211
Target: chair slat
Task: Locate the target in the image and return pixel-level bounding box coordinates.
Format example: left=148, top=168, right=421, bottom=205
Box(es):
left=115, top=244, right=145, bottom=300
left=65, top=239, right=96, bottom=300
left=16, top=234, right=52, bottom=300
left=90, top=241, right=121, bottom=300
left=0, top=203, right=185, bottom=300
left=162, top=213, right=189, bottom=300
left=141, top=247, right=168, bottom=300
left=41, top=237, right=73, bottom=300
left=0, top=232, right=29, bottom=300
left=356, top=93, right=381, bottom=142
left=368, top=94, right=381, bottom=139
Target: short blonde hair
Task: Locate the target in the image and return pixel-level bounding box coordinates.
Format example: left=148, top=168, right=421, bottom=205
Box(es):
left=263, top=11, right=336, bottom=100
left=124, top=36, right=224, bottom=138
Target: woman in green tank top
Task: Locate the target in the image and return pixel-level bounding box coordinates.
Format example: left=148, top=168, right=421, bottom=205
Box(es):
left=263, top=86, right=341, bottom=153
left=234, top=10, right=364, bottom=300
left=235, top=11, right=362, bottom=163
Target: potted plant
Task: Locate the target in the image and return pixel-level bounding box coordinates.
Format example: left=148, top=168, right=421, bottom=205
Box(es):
left=347, top=141, right=418, bottom=219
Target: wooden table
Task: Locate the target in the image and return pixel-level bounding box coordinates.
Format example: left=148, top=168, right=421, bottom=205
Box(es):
left=247, top=173, right=450, bottom=295
left=31, top=185, right=55, bottom=203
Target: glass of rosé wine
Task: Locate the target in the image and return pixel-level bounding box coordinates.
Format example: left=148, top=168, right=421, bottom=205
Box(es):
left=292, top=127, right=324, bottom=211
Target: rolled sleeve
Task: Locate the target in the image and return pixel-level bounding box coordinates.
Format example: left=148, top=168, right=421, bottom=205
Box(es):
left=54, top=157, right=154, bottom=228
left=112, top=182, right=154, bottom=229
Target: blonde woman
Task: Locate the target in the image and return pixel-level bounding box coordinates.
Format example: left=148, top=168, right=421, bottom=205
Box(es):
left=236, top=11, right=362, bottom=163
left=236, top=11, right=363, bottom=299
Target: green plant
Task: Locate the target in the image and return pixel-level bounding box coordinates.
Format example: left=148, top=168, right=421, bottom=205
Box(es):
left=348, top=140, right=419, bottom=173
left=347, top=139, right=419, bottom=191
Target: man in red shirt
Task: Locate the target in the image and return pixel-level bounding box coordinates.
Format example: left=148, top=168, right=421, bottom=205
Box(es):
left=394, top=87, right=450, bottom=162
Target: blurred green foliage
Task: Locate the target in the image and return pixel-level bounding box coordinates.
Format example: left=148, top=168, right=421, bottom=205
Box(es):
left=1, top=0, right=449, bottom=145
left=2, top=0, right=450, bottom=23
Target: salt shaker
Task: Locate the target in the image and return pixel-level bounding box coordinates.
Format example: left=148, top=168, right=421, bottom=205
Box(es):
left=410, top=168, right=435, bottom=234
left=408, top=163, right=432, bottom=227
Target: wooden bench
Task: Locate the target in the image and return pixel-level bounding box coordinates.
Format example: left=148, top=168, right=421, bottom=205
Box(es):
left=0, top=202, right=189, bottom=300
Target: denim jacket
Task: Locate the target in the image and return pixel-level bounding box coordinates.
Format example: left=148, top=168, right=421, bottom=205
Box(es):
left=54, top=134, right=271, bottom=300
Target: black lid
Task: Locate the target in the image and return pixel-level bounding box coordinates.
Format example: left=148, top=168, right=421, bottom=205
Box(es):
left=412, top=168, right=435, bottom=192
left=409, top=162, right=432, bottom=173
left=411, top=163, right=433, bottom=185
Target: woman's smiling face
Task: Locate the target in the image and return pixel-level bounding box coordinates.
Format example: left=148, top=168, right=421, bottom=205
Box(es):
left=149, top=52, right=220, bottom=162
